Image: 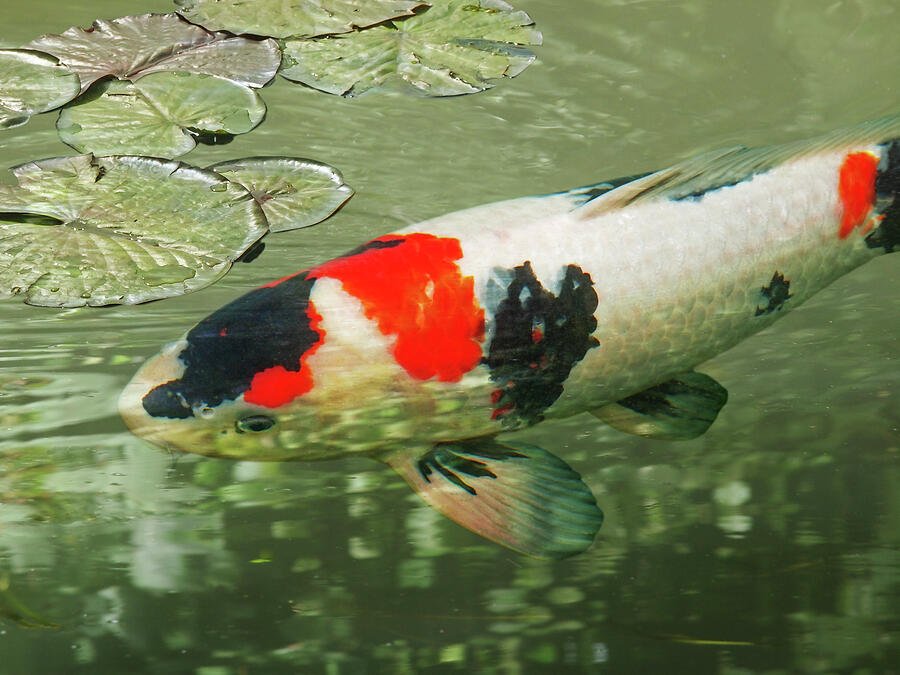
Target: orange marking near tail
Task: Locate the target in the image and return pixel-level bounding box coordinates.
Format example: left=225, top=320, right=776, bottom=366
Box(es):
left=491, top=403, right=514, bottom=420
left=838, top=151, right=879, bottom=239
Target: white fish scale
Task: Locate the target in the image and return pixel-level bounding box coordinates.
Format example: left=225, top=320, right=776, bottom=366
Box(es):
left=408, top=150, right=879, bottom=417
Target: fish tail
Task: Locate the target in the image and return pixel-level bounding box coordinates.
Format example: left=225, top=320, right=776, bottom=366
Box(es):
left=867, top=139, right=900, bottom=253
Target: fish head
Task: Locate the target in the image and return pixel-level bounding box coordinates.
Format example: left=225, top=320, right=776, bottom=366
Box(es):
left=118, top=272, right=373, bottom=461
left=120, top=231, right=494, bottom=460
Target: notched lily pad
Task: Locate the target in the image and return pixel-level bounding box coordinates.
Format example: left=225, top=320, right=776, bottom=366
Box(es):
left=208, top=157, right=353, bottom=232
left=0, top=49, right=81, bottom=129
left=0, top=154, right=268, bottom=307
left=57, top=72, right=267, bottom=159
left=27, top=13, right=281, bottom=92
left=176, top=0, right=430, bottom=39
left=280, top=0, right=542, bottom=97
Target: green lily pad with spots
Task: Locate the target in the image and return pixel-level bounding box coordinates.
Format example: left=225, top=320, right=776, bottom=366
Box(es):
left=207, top=157, right=354, bottom=232
left=279, top=0, right=541, bottom=97
left=57, top=72, right=267, bottom=159
left=175, top=0, right=429, bottom=39
left=0, top=154, right=268, bottom=307
left=0, top=49, right=81, bottom=129
left=27, top=13, right=281, bottom=93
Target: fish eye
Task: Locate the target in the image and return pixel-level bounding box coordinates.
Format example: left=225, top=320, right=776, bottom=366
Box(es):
left=235, top=415, right=276, bottom=433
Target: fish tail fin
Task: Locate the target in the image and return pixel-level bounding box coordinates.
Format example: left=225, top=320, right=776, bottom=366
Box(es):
left=866, top=140, right=900, bottom=253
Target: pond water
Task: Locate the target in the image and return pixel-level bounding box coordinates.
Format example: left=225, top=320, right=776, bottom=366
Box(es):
left=1, top=0, right=898, bottom=673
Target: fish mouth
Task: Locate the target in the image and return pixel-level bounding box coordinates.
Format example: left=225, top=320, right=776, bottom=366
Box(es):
left=118, top=344, right=205, bottom=453
left=118, top=378, right=225, bottom=456
left=118, top=377, right=172, bottom=450
left=118, top=348, right=289, bottom=459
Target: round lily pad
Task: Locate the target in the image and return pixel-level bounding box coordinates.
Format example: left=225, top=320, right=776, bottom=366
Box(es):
left=280, top=0, right=542, bottom=97
left=176, top=0, right=428, bottom=39
left=27, top=13, right=280, bottom=92
left=0, top=49, right=81, bottom=129
left=57, top=72, right=267, bottom=159
left=207, top=157, right=354, bottom=232
left=0, top=154, right=268, bottom=307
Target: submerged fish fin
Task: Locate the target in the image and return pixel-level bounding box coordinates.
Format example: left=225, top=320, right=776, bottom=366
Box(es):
left=383, top=438, right=603, bottom=559
left=590, top=371, right=728, bottom=440
left=572, top=163, right=689, bottom=219
left=546, top=172, right=654, bottom=209
left=576, top=114, right=900, bottom=218
left=0, top=572, right=60, bottom=629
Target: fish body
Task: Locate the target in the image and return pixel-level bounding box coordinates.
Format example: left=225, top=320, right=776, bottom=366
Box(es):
left=120, top=117, right=900, bottom=558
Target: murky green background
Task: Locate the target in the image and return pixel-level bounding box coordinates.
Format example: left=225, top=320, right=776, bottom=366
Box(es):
left=1, top=1, right=898, bottom=673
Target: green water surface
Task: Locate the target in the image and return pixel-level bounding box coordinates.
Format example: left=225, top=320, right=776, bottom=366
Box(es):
left=0, top=1, right=898, bottom=673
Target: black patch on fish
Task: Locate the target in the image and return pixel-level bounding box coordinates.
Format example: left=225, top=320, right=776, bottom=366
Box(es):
left=142, top=272, right=319, bottom=419
left=485, top=262, right=599, bottom=427
left=866, top=140, right=900, bottom=253
left=755, top=271, right=792, bottom=316
left=550, top=173, right=652, bottom=207
left=673, top=178, right=743, bottom=202
left=141, top=385, right=194, bottom=419
left=417, top=442, right=526, bottom=496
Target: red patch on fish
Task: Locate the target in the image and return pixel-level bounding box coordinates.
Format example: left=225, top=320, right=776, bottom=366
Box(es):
left=491, top=403, right=514, bottom=420
left=313, top=234, right=485, bottom=382
left=244, top=302, right=325, bottom=407
left=838, top=151, right=879, bottom=239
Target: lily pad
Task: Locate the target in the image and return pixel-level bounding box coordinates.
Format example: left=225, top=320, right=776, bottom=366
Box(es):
left=176, top=0, right=429, bottom=39
left=207, top=157, right=353, bottom=232
left=57, top=72, right=267, bottom=159
left=279, top=0, right=542, bottom=97
left=0, top=154, right=267, bottom=307
left=0, top=49, right=81, bottom=129
left=27, top=13, right=281, bottom=92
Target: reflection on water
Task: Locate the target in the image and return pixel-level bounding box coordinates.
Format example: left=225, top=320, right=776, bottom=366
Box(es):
left=1, top=0, right=899, bottom=672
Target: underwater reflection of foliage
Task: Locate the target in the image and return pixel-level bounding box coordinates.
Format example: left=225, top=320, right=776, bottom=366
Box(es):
left=0, top=571, right=59, bottom=629
left=0, top=405, right=895, bottom=671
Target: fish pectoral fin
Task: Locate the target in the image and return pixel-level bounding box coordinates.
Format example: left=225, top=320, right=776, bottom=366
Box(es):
left=383, top=438, right=603, bottom=559
left=590, top=371, right=728, bottom=440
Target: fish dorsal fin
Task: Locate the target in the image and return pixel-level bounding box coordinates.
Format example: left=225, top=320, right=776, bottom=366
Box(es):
left=576, top=114, right=900, bottom=220
left=590, top=371, right=728, bottom=440
left=545, top=172, right=653, bottom=209
left=383, top=438, right=603, bottom=559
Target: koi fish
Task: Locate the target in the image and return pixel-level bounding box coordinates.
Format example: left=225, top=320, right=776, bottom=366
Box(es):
left=119, top=116, right=900, bottom=559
